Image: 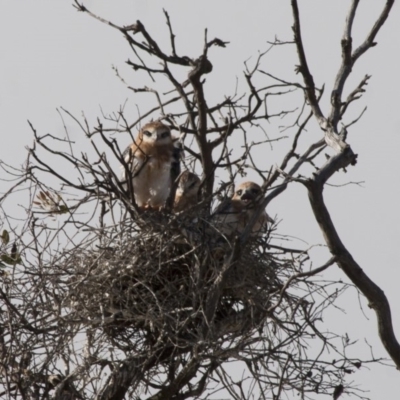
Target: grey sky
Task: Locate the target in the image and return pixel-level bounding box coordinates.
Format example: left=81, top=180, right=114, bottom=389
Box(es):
left=1, top=1, right=399, bottom=398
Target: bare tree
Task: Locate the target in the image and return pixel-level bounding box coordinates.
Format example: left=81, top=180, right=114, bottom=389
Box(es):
left=0, top=1, right=397, bottom=399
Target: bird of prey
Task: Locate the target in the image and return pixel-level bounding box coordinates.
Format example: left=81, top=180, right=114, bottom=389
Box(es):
left=173, top=170, right=201, bottom=212
left=120, top=121, right=181, bottom=210
left=213, top=181, right=273, bottom=237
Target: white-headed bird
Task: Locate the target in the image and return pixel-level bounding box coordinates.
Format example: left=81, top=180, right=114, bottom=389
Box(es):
left=120, top=121, right=181, bottom=209
left=214, top=181, right=273, bottom=237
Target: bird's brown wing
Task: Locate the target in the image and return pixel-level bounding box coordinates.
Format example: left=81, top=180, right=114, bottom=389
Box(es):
left=120, top=144, right=142, bottom=182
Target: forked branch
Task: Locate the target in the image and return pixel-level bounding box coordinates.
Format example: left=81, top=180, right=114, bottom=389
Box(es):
left=306, top=177, right=400, bottom=369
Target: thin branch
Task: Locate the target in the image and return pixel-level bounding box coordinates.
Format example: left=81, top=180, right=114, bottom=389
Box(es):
left=307, top=177, right=400, bottom=369
left=290, top=0, right=325, bottom=125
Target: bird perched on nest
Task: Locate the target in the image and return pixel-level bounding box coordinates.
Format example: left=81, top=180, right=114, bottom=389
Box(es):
left=120, top=121, right=181, bottom=210
left=213, top=181, right=273, bottom=237
left=173, top=170, right=201, bottom=212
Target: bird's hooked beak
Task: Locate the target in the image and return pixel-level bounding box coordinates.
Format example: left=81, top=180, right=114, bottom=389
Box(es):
left=240, top=190, right=256, bottom=205
left=155, top=130, right=170, bottom=142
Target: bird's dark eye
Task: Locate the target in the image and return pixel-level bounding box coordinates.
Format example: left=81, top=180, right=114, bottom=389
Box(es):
left=236, top=190, right=242, bottom=196
left=144, top=130, right=152, bottom=137
left=160, top=131, right=170, bottom=138
left=188, top=181, right=198, bottom=190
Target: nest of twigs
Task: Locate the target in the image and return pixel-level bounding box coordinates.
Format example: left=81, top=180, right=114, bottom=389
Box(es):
left=63, top=212, right=286, bottom=346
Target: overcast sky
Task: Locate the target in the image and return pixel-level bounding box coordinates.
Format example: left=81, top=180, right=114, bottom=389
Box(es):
left=1, top=1, right=399, bottom=398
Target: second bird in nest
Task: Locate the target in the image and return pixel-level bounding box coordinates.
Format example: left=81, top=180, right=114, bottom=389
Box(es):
left=173, top=171, right=201, bottom=213
left=213, top=181, right=273, bottom=237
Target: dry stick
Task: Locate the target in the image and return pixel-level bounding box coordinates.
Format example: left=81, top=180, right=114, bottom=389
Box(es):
left=292, top=0, right=400, bottom=369
left=163, top=9, right=177, bottom=57
left=292, top=0, right=350, bottom=155
left=145, top=357, right=199, bottom=400
left=188, top=56, right=215, bottom=198
left=268, top=257, right=336, bottom=314
left=290, top=0, right=325, bottom=126
left=127, top=91, right=194, bottom=131
left=339, top=75, right=370, bottom=119
left=306, top=177, right=400, bottom=369
left=0, top=288, right=57, bottom=334
left=330, top=0, right=395, bottom=128
left=329, top=0, right=359, bottom=128
left=203, top=239, right=241, bottom=336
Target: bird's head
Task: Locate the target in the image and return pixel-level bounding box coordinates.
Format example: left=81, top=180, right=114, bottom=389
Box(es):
left=232, top=181, right=263, bottom=208
left=139, top=121, right=172, bottom=146
left=176, top=171, right=201, bottom=198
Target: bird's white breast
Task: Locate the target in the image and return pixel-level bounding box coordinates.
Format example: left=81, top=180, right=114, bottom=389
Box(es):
left=133, top=157, right=172, bottom=208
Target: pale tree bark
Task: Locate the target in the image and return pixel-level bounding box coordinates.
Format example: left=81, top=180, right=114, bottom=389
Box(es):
left=290, top=0, right=400, bottom=369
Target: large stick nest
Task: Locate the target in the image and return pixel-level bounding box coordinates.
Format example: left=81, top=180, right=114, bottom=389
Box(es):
left=62, top=212, right=292, bottom=348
